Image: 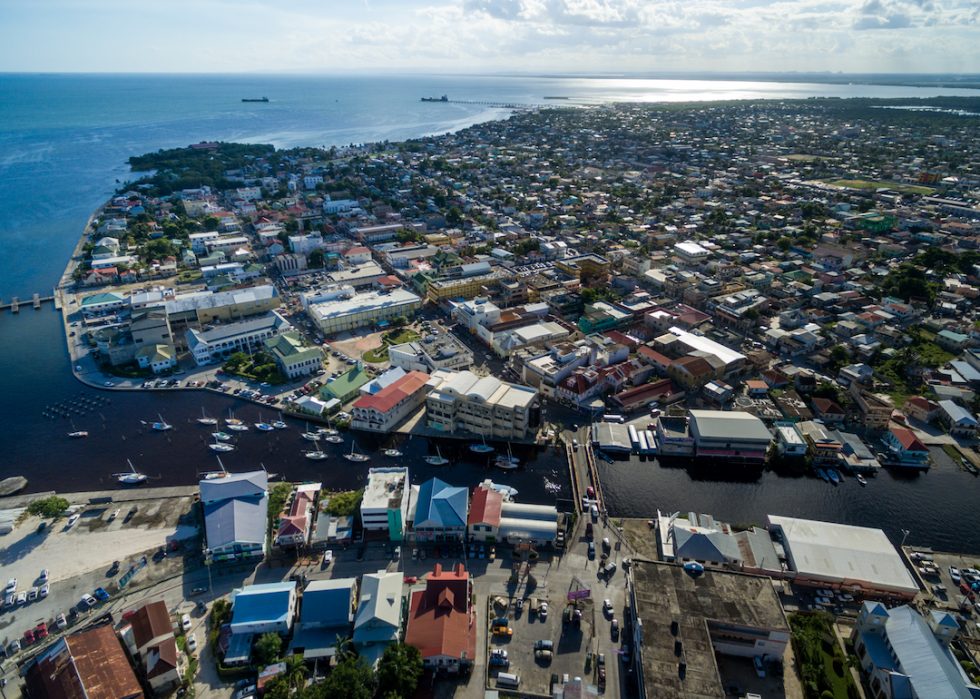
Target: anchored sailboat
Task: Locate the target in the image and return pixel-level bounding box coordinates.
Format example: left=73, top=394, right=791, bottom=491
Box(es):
left=469, top=433, right=494, bottom=454
left=424, top=445, right=450, bottom=466
left=344, top=441, right=370, bottom=463
left=151, top=413, right=172, bottom=431
left=305, top=437, right=328, bottom=460
left=197, top=407, right=218, bottom=426
left=114, top=459, right=147, bottom=485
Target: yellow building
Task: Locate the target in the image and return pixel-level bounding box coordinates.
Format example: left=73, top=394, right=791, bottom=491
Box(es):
left=426, top=271, right=510, bottom=303
left=554, top=254, right=611, bottom=280
left=423, top=232, right=451, bottom=246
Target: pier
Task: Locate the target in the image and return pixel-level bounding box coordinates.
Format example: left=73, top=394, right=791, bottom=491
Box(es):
left=0, top=289, right=59, bottom=312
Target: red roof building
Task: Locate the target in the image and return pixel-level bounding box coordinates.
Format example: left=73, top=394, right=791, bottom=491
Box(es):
left=26, top=624, right=143, bottom=699
left=467, top=487, right=503, bottom=541
left=351, top=371, right=430, bottom=433
left=404, top=564, right=475, bottom=673
left=883, top=426, right=930, bottom=469
left=610, top=378, right=681, bottom=412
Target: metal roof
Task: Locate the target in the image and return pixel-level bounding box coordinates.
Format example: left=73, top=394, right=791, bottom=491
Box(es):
left=690, top=410, right=773, bottom=442
left=204, top=496, right=268, bottom=550
left=199, top=470, right=268, bottom=503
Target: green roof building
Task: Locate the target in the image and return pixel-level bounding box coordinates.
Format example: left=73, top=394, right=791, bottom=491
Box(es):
left=321, top=365, right=371, bottom=404
left=264, top=332, right=324, bottom=380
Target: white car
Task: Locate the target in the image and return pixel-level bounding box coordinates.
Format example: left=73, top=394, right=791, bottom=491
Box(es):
left=603, top=599, right=614, bottom=615
left=181, top=614, right=192, bottom=631
left=40, top=583, right=50, bottom=598
left=13, top=591, right=25, bottom=605
left=187, top=633, right=197, bottom=652
left=5, top=579, right=16, bottom=595
left=67, top=514, right=80, bottom=528
left=40, top=569, right=49, bottom=584
left=817, top=589, right=835, bottom=597
left=323, top=550, right=333, bottom=565
left=491, top=649, right=508, bottom=659
left=81, top=593, right=96, bottom=607
left=816, top=596, right=832, bottom=606
left=56, top=613, right=68, bottom=629
left=539, top=602, right=548, bottom=619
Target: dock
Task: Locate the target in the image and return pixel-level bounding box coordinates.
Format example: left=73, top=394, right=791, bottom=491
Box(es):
left=0, top=293, right=57, bottom=312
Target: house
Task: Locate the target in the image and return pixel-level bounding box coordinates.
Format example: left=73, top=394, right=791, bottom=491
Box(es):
left=119, top=600, right=184, bottom=691
left=609, top=378, right=681, bottom=412
left=467, top=485, right=503, bottom=542
left=275, top=484, right=318, bottom=548
left=264, top=332, right=324, bottom=379
left=321, top=365, right=372, bottom=403
left=290, top=578, right=357, bottom=662
left=404, top=563, right=475, bottom=674
left=25, top=625, right=143, bottom=699
left=353, top=571, right=405, bottom=669
left=201, top=470, right=269, bottom=562
left=796, top=421, right=843, bottom=467
left=811, top=397, right=846, bottom=424
left=761, top=369, right=790, bottom=389
left=903, top=396, right=941, bottom=423
left=938, top=400, right=979, bottom=437
left=746, top=380, right=769, bottom=397
left=667, top=355, right=722, bottom=390
left=937, top=329, right=970, bottom=352
left=883, top=426, right=931, bottom=469
left=851, top=604, right=970, bottom=699
left=230, top=582, right=298, bottom=637
left=412, top=478, right=468, bottom=542
left=135, top=343, right=178, bottom=374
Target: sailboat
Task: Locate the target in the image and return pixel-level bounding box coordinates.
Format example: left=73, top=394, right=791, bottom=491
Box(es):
left=305, top=438, right=328, bottom=460
left=424, top=445, right=450, bottom=466
left=469, top=433, right=494, bottom=454
left=114, top=459, right=147, bottom=485
left=495, top=444, right=519, bottom=470
left=344, top=442, right=370, bottom=463
left=208, top=433, right=235, bottom=452
left=201, top=456, right=230, bottom=479
left=383, top=448, right=403, bottom=457
left=68, top=419, right=88, bottom=439
left=272, top=413, right=288, bottom=430
left=197, top=408, right=218, bottom=426
left=254, top=413, right=274, bottom=432
left=320, top=427, right=339, bottom=436
left=325, top=433, right=344, bottom=444
left=302, top=423, right=321, bottom=441
left=225, top=410, right=248, bottom=432
left=151, top=413, right=172, bottom=431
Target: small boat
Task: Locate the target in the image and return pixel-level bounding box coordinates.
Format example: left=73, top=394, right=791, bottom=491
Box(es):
left=965, top=461, right=979, bottom=476
left=225, top=411, right=246, bottom=431
left=495, top=457, right=519, bottom=470
left=302, top=423, right=321, bottom=441
left=197, top=408, right=218, bottom=426
left=469, top=434, right=494, bottom=454
left=344, top=442, right=370, bottom=463
left=383, top=448, right=403, bottom=457
left=255, top=419, right=274, bottom=432
left=856, top=474, right=868, bottom=486
left=242, top=97, right=269, bottom=102
left=325, top=435, right=344, bottom=444
left=272, top=414, right=288, bottom=430
left=114, top=459, right=147, bottom=485
left=596, top=450, right=614, bottom=463
left=320, top=428, right=339, bottom=436
left=828, top=469, right=840, bottom=484
left=305, top=439, right=328, bottom=460
left=202, top=457, right=231, bottom=479
left=212, top=431, right=233, bottom=441
left=424, top=445, right=450, bottom=466
left=479, top=479, right=518, bottom=501
left=208, top=434, right=235, bottom=452
left=151, top=413, right=172, bottom=431
left=815, top=468, right=829, bottom=482
left=68, top=430, right=88, bottom=438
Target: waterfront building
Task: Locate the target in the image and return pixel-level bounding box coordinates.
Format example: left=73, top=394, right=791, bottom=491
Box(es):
left=767, top=515, right=919, bottom=599
left=361, top=467, right=410, bottom=541
left=411, top=477, right=468, bottom=542
left=26, top=624, right=143, bottom=699
left=350, top=370, right=430, bottom=432
left=135, top=343, right=178, bottom=373
left=201, top=470, right=268, bottom=562
left=796, top=420, right=843, bottom=466
left=264, top=332, right=324, bottom=379
left=656, top=511, right=781, bottom=576
left=467, top=485, right=503, bottom=542
left=186, top=311, right=290, bottom=366
left=498, top=501, right=558, bottom=547
left=882, top=426, right=931, bottom=469
left=306, top=287, right=423, bottom=334
left=938, top=400, right=979, bottom=437
left=851, top=603, right=971, bottom=699
left=653, top=416, right=695, bottom=457
left=404, top=563, right=475, bottom=674
left=625, top=560, right=790, bottom=699
left=425, top=369, right=539, bottom=439
left=689, top=410, right=772, bottom=463
left=773, top=421, right=807, bottom=456
left=320, top=365, right=371, bottom=403
left=353, top=571, right=406, bottom=669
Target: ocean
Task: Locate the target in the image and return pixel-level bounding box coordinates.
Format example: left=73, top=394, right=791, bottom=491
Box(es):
left=1, top=72, right=979, bottom=552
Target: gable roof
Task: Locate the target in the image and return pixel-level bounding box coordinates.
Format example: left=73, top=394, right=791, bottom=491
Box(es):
left=301, top=579, right=356, bottom=627
left=199, top=470, right=268, bottom=503
left=27, top=624, right=142, bottom=699
left=404, top=564, right=472, bottom=661
left=354, top=572, right=404, bottom=642
left=232, top=582, right=296, bottom=629
left=129, top=600, right=173, bottom=651
left=415, top=478, right=468, bottom=529
left=890, top=426, right=928, bottom=453
left=811, top=397, right=845, bottom=416
left=204, top=495, right=268, bottom=550
left=467, top=487, right=502, bottom=528
left=352, top=370, right=429, bottom=414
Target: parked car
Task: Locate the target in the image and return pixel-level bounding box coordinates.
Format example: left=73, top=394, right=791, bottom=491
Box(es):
left=754, top=656, right=766, bottom=677
left=56, top=613, right=67, bottom=630
left=603, top=599, right=614, bottom=615
left=93, top=587, right=110, bottom=601
left=951, top=567, right=962, bottom=583
left=491, top=649, right=508, bottom=659
left=67, top=514, right=80, bottom=528
left=181, top=614, right=192, bottom=631
left=80, top=593, right=96, bottom=607
left=322, top=550, right=333, bottom=565
left=39, top=569, right=49, bottom=584
left=36, top=622, right=48, bottom=639
left=187, top=633, right=197, bottom=652
left=40, top=583, right=50, bottom=598
left=27, top=587, right=38, bottom=601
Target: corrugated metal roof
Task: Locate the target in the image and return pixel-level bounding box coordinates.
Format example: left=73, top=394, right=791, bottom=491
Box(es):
left=204, top=495, right=267, bottom=550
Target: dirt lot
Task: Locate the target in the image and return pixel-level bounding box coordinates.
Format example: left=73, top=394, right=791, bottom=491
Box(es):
left=618, top=519, right=658, bottom=560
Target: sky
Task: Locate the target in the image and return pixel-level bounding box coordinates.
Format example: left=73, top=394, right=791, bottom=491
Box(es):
left=2, top=0, right=978, bottom=74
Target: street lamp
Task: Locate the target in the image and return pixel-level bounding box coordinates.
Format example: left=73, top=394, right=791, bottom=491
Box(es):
left=901, top=529, right=911, bottom=548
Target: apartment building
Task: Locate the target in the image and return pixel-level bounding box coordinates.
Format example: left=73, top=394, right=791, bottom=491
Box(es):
left=425, top=369, right=539, bottom=439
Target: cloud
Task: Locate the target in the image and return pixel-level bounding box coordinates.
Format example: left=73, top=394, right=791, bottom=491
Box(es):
left=852, top=11, right=912, bottom=28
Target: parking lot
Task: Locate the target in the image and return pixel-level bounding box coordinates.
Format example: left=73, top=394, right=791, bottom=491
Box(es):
left=910, top=548, right=980, bottom=623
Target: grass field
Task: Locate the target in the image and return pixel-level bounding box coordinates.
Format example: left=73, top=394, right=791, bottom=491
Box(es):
left=822, top=178, right=932, bottom=195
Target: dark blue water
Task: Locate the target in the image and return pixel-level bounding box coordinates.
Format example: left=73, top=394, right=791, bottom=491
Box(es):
left=2, top=74, right=979, bottom=553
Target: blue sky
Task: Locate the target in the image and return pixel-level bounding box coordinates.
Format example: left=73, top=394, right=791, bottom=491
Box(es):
left=2, top=0, right=977, bottom=73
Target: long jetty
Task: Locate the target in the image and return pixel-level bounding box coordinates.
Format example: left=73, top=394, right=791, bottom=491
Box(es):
left=0, top=288, right=59, bottom=313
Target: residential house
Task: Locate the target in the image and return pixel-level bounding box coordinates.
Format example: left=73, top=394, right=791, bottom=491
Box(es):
left=25, top=625, right=143, bottom=699
left=404, top=564, right=475, bottom=674
left=903, top=396, right=941, bottom=423
left=796, top=421, right=843, bottom=467
left=811, top=398, right=846, bottom=425
left=937, top=329, right=970, bottom=353
left=289, top=579, right=356, bottom=663
left=938, top=400, right=979, bottom=437
left=883, top=427, right=931, bottom=469
left=412, top=478, right=468, bottom=543
left=119, top=600, right=184, bottom=692
left=353, top=571, right=406, bottom=669
left=275, top=484, right=318, bottom=548
left=668, top=355, right=723, bottom=390
left=850, top=383, right=894, bottom=431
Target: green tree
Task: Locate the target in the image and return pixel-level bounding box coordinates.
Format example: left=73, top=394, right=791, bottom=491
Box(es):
left=283, top=653, right=308, bottom=690
left=255, top=632, right=283, bottom=666
left=315, top=656, right=375, bottom=699
left=776, top=237, right=792, bottom=252
left=203, top=216, right=221, bottom=232
left=376, top=643, right=423, bottom=699
left=327, top=490, right=363, bottom=517
left=28, top=497, right=71, bottom=518
left=446, top=206, right=463, bottom=226
left=309, top=249, right=326, bottom=269
left=224, top=352, right=249, bottom=371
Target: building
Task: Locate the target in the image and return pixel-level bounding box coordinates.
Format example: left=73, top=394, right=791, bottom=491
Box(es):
left=186, top=311, right=290, bottom=366
left=264, top=332, right=324, bottom=379
left=554, top=253, right=611, bottom=280
left=883, top=426, right=931, bottom=469
left=672, top=241, right=712, bottom=265
left=289, top=579, right=356, bottom=662
left=404, top=563, right=475, bottom=674
left=850, top=384, right=894, bottom=430
left=160, top=284, right=281, bottom=327
left=135, top=343, right=178, bottom=373
left=938, top=400, right=979, bottom=436
left=119, top=600, right=184, bottom=692
left=657, top=511, right=782, bottom=576
left=610, top=378, right=681, bottom=412
left=903, top=395, right=941, bottom=423
left=201, top=470, right=269, bottom=562
left=230, top=582, right=298, bottom=636
left=321, top=364, right=372, bottom=404
left=626, top=560, right=790, bottom=699
left=497, top=501, right=558, bottom=546
left=767, top=515, right=919, bottom=599
left=467, top=485, right=503, bottom=542
left=796, top=420, right=843, bottom=467
left=426, top=269, right=512, bottom=304
left=688, top=410, right=773, bottom=463
left=353, top=571, right=406, bottom=669
left=388, top=334, right=474, bottom=374
left=275, top=484, right=318, bottom=548
left=412, top=477, right=468, bottom=542
left=351, top=370, right=430, bottom=432
left=26, top=624, right=143, bottom=699
left=307, top=287, right=423, bottom=334
left=851, top=603, right=974, bottom=699
left=453, top=296, right=501, bottom=331
left=361, top=468, right=410, bottom=541
left=668, top=355, right=723, bottom=390
left=425, top=370, right=539, bottom=440
left=654, top=415, right=696, bottom=457
left=774, top=422, right=807, bottom=456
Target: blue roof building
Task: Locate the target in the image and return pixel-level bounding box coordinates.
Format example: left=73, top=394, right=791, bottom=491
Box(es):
left=851, top=602, right=976, bottom=699
left=230, top=582, right=297, bottom=636
left=938, top=400, right=980, bottom=437
left=412, top=477, right=468, bottom=542
left=201, top=470, right=268, bottom=561
left=289, top=578, right=357, bottom=662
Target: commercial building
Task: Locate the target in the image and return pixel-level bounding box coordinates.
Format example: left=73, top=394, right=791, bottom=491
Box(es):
left=851, top=603, right=973, bottom=699
left=351, top=370, right=429, bottom=432
left=882, top=426, right=931, bottom=469
left=201, top=470, right=269, bottom=562
left=321, top=364, right=371, bottom=403
left=264, top=332, right=324, bottom=379
left=689, top=410, right=773, bottom=463
left=554, top=253, right=611, bottom=280
left=467, top=485, right=503, bottom=542
left=404, top=563, right=475, bottom=674
left=497, top=501, right=558, bottom=546
left=159, top=284, right=281, bottom=326
left=426, top=268, right=512, bottom=304
left=186, top=311, right=291, bottom=366
left=388, top=334, right=474, bottom=374
left=773, top=422, right=807, bottom=456
left=657, top=511, right=782, bottom=576
left=353, top=571, right=406, bottom=669
left=653, top=416, right=695, bottom=457
left=361, top=467, right=410, bottom=541
left=26, top=625, right=143, bottom=699
left=306, top=287, right=423, bottom=334
left=412, top=477, right=468, bottom=542
left=425, top=369, right=539, bottom=440
left=626, top=560, right=790, bottom=699
left=767, top=515, right=919, bottom=599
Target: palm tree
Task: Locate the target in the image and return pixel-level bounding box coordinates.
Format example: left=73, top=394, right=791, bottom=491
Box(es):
left=283, top=653, right=307, bottom=690
left=333, top=634, right=354, bottom=663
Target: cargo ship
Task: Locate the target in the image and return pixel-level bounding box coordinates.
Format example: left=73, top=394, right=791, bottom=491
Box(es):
left=242, top=97, right=269, bottom=102
left=421, top=95, right=448, bottom=102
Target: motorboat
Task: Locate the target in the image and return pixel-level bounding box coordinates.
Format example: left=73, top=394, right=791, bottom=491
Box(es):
left=828, top=469, right=840, bottom=484
left=815, top=468, right=829, bottom=482
left=68, top=431, right=88, bottom=438
left=383, top=448, right=403, bottom=457
left=856, top=474, right=868, bottom=486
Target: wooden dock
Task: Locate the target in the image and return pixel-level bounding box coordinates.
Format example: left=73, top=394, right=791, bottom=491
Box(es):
left=0, top=293, right=57, bottom=312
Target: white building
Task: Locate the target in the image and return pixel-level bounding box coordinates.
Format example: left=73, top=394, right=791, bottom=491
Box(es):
left=350, top=370, right=430, bottom=433
left=306, top=287, right=423, bottom=335
left=323, top=198, right=358, bottom=214
left=185, top=312, right=291, bottom=366
left=454, top=297, right=501, bottom=332
left=360, top=468, right=410, bottom=541
left=388, top=335, right=474, bottom=374
left=774, top=421, right=807, bottom=456
left=289, top=233, right=323, bottom=256
left=425, top=369, right=539, bottom=439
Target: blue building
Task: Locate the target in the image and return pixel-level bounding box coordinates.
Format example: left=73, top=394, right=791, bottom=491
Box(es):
left=412, top=477, right=468, bottom=542
left=289, top=579, right=357, bottom=663
left=201, top=471, right=268, bottom=562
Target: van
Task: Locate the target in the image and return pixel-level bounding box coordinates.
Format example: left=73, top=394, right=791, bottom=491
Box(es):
left=572, top=438, right=578, bottom=451
left=496, top=673, right=520, bottom=688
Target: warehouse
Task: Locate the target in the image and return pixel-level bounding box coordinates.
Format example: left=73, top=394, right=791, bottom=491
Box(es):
left=496, top=502, right=558, bottom=546
left=689, top=410, right=773, bottom=463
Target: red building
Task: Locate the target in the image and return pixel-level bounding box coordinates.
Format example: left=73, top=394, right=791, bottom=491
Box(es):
left=404, top=564, right=475, bottom=673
